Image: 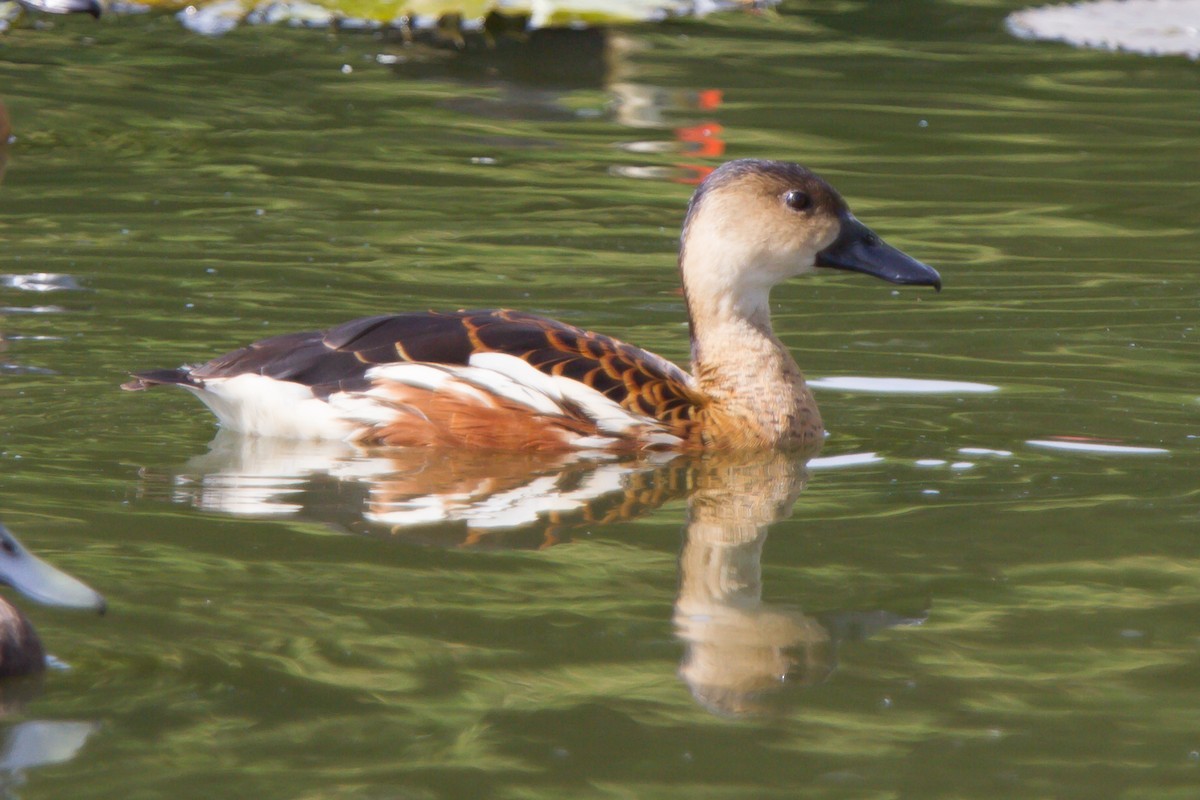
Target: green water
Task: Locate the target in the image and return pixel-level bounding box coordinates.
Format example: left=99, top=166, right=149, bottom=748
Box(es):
left=1, top=3, right=1199, bottom=798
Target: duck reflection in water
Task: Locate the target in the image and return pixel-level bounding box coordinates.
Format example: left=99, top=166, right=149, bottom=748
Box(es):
left=143, top=438, right=925, bottom=716
left=676, top=453, right=925, bottom=717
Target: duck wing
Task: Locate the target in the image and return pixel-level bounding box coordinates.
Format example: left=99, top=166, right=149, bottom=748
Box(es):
left=125, top=310, right=706, bottom=447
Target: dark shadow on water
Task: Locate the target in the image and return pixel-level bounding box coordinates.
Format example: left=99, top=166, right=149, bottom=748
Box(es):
left=387, top=23, right=615, bottom=90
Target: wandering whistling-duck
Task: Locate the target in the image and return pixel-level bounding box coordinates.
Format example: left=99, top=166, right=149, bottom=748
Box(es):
left=0, top=524, right=105, bottom=679
left=123, top=159, right=941, bottom=452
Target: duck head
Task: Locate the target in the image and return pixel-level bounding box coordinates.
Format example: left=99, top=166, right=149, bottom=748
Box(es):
left=679, top=159, right=940, bottom=322
left=0, top=525, right=106, bottom=614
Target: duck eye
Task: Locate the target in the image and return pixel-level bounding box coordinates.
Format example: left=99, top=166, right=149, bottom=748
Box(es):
left=784, top=190, right=812, bottom=212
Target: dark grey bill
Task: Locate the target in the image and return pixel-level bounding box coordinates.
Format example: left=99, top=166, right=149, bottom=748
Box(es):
left=816, top=214, right=942, bottom=291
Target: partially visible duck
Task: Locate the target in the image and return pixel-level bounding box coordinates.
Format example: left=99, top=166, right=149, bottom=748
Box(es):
left=0, top=524, right=105, bottom=679
left=124, top=159, right=941, bottom=452
left=13, top=0, right=101, bottom=17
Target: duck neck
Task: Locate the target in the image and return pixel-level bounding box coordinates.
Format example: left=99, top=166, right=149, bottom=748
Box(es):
left=682, top=267, right=823, bottom=450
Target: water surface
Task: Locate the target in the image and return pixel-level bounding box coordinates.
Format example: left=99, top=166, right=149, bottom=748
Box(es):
left=1, top=3, right=1198, bottom=797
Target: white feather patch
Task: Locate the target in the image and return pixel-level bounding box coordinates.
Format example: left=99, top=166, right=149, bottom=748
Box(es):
left=365, top=363, right=503, bottom=408
left=326, top=393, right=408, bottom=427
left=466, top=353, right=568, bottom=404
left=194, top=354, right=680, bottom=450
left=365, top=363, right=453, bottom=392
left=550, top=375, right=648, bottom=434
left=570, top=435, right=621, bottom=450
left=642, top=431, right=685, bottom=448
left=469, top=352, right=654, bottom=435
left=187, top=375, right=357, bottom=440
left=459, top=357, right=566, bottom=417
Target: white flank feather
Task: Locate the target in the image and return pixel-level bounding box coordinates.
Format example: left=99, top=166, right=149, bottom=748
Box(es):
left=642, top=431, right=685, bottom=448
left=365, top=363, right=495, bottom=406
left=187, top=375, right=356, bottom=440
left=466, top=353, right=567, bottom=402
left=326, top=393, right=410, bottom=427
left=570, top=435, right=622, bottom=450
left=550, top=375, right=648, bottom=434
left=365, top=363, right=453, bottom=391
left=193, top=354, right=675, bottom=449
left=469, top=352, right=654, bottom=435
left=459, top=358, right=566, bottom=416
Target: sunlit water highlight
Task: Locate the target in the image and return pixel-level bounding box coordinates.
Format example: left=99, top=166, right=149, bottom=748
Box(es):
left=1026, top=439, right=1171, bottom=455
left=809, top=376, right=1001, bottom=394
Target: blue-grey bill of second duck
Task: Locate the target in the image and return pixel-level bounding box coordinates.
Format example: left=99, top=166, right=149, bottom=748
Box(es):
left=0, top=523, right=105, bottom=678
